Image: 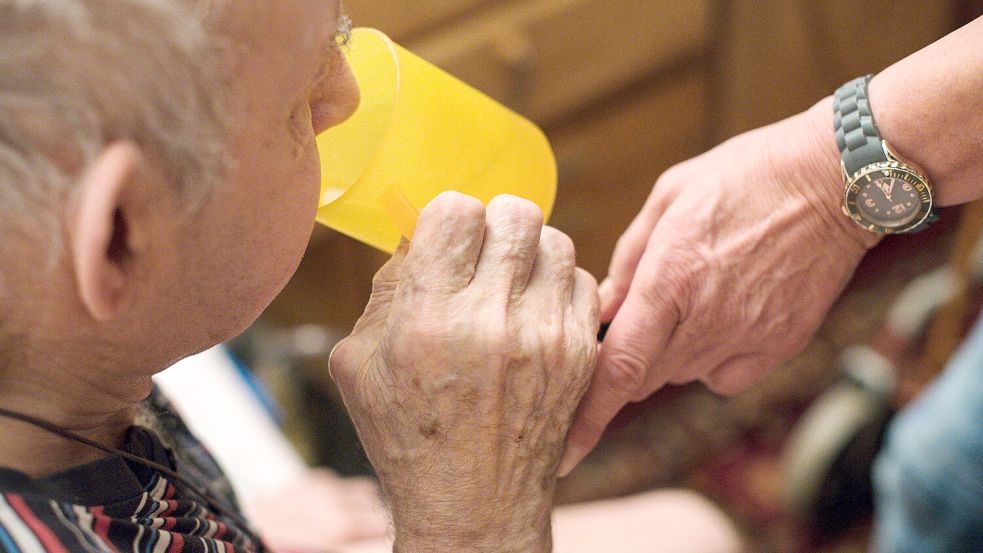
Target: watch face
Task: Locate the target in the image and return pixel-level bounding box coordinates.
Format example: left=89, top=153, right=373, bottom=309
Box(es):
left=845, top=163, right=933, bottom=233
left=855, top=176, right=921, bottom=226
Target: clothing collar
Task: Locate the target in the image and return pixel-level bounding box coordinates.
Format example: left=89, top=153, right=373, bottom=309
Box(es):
left=0, top=426, right=173, bottom=506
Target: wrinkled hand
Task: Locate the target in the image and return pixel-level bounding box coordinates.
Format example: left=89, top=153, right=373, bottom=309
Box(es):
left=330, top=192, right=600, bottom=552
left=560, top=98, right=881, bottom=475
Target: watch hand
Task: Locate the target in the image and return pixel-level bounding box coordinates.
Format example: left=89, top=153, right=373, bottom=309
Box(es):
left=877, top=182, right=893, bottom=202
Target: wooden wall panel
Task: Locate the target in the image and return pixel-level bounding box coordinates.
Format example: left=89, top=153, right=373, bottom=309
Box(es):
left=409, top=0, right=710, bottom=125
left=549, top=71, right=707, bottom=278
left=713, top=0, right=957, bottom=141
left=343, top=0, right=492, bottom=40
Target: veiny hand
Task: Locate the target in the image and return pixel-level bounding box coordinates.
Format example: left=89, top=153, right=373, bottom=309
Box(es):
left=330, top=192, right=600, bottom=552
left=559, top=98, right=881, bottom=476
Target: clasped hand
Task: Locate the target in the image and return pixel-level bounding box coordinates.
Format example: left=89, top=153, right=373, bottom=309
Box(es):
left=330, top=192, right=600, bottom=551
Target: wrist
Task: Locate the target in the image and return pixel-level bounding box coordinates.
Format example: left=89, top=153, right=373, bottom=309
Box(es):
left=394, top=530, right=551, bottom=553
left=391, top=510, right=552, bottom=553
left=865, top=20, right=983, bottom=208
left=801, top=96, right=883, bottom=251
left=387, top=484, right=554, bottom=553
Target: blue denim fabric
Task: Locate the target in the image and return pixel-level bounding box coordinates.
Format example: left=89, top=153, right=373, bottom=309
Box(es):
left=872, top=313, right=983, bottom=553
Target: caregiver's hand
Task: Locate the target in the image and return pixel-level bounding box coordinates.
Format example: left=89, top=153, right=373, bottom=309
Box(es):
left=330, top=192, right=600, bottom=553
left=559, top=98, right=881, bottom=476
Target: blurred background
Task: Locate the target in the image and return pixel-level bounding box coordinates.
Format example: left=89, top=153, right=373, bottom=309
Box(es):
left=219, top=2, right=982, bottom=551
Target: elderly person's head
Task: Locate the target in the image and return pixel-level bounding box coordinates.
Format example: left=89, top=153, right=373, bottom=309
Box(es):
left=0, top=0, right=357, bottom=459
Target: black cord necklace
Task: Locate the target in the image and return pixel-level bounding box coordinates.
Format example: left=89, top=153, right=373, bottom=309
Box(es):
left=0, top=406, right=254, bottom=532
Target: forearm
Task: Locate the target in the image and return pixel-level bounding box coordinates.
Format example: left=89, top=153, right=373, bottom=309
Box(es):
left=557, top=21, right=980, bottom=463
left=868, top=16, right=983, bottom=206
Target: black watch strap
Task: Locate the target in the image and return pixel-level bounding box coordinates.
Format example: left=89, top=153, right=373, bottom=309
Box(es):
left=833, top=74, right=888, bottom=176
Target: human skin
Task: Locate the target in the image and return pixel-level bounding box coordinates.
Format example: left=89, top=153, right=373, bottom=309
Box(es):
left=0, top=2, right=604, bottom=551
left=319, top=490, right=740, bottom=553
left=330, top=193, right=600, bottom=552
left=559, top=17, right=983, bottom=475
left=0, top=0, right=357, bottom=475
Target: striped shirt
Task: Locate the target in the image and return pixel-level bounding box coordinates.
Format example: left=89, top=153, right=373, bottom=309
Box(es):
left=0, top=391, right=266, bottom=553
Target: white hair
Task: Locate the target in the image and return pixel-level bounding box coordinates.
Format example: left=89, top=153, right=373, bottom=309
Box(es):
left=0, top=0, right=227, bottom=243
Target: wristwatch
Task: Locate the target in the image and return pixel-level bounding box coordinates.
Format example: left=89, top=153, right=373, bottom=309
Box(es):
left=833, top=75, right=940, bottom=234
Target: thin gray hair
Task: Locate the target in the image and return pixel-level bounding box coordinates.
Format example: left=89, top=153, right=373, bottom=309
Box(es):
left=0, top=0, right=227, bottom=246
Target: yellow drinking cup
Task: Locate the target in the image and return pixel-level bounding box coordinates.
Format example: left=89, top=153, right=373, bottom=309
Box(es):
left=315, top=28, right=557, bottom=253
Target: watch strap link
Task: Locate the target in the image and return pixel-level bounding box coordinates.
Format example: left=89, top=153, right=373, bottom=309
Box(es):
left=833, top=74, right=887, bottom=176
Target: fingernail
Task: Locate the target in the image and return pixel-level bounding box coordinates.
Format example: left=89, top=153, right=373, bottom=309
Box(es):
left=558, top=446, right=585, bottom=478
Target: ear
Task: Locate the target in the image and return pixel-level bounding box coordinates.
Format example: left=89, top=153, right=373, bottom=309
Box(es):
left=71, top=141, right=151, bottom=322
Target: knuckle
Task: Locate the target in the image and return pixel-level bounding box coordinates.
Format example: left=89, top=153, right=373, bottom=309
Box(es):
left=489, top=194, right=544, bottom=227
left=641, top=246, right=706, bottom=314
left=636, top=282, right=681, bottom=325
left=541, top=226, right=575, bottom=258
left=575, top=267, right=599, bottom=291
left=539, top=229, right=577, bottom=279
left=426, top=191, right=485, bottom=221
left=601, top=349, right=650, bottom=399
left=328, top=337, right=359, bottom=382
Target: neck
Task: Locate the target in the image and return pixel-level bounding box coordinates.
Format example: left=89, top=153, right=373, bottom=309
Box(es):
left=0, top=347, right=153, bottom=478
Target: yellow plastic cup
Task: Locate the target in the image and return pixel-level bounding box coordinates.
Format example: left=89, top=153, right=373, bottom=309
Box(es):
left=315, top=28, right=557, bottom=253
